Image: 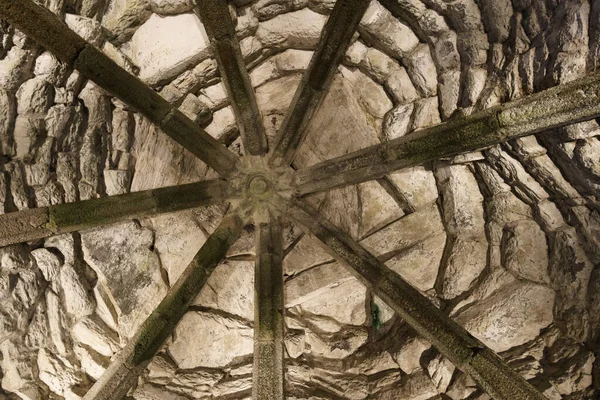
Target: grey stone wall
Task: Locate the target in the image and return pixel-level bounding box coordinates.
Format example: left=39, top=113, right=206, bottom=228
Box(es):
left=0, top=0, right=598, bottom=398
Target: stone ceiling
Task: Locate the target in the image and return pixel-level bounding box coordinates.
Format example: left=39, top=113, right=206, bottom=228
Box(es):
left=0, top=0, right=599, bottom=399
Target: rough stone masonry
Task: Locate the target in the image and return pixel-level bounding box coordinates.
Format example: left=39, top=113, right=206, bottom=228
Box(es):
left=0, top=0, right=598, bottom=399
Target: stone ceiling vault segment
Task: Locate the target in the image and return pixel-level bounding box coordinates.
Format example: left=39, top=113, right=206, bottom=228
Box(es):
left=195, top=0, right=268, bottom=156
left=294, top=71, right=600, bottom=196
left=269, top=0, right=371, bottom=167
left=0, top=0, right=599, bottom=399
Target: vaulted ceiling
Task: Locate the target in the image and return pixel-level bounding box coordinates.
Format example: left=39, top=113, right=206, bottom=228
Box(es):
left=0, top=0, right=598, bottom=399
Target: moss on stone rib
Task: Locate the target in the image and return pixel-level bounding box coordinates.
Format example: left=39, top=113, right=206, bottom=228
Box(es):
left=152, top=180, right=230, bottom=213
left=466, top=348, right=548, bottom=400
left=197, top=0, right=268, bottom=156
left=280, top=197, right=547, bottom=399
left=48, top=191, right=157, bottom=233
left=47, top=180, right=230, bottom=235
left=307, top=0, right=370, bottom=91
left=0, top=0, right=86, bottom=63
left=195, top=0, right=236, bottom=40
left=0, top=207, right=52, bottom=246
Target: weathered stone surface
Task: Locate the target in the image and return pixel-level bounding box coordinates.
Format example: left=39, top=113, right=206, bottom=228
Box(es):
left=0, top=247, right=43, bottom=340
left=254, top=0, right=307, bottom=20
left=360, top=1, right=419, bottom=58
left=150, top=209, right=208, bottom=284
left=240, top=35, right=263, bottom=60
left=59, top=263, right=95, bottom=319
left=204, top=106, right=237, bottom=140
left=65, top=13, right=103, bottom=45
left=501, top=220, right=550, bottom=284
left=284, top=235, right=332, bottom=276
left=361, top=203, right=444, bottom=257
left=575, top=137, right=600, bottom=177
left=0, top=47, right=35, bottom=91
left=168, top=312, right=253, bottom=369
left=446, top=372, right=478, bottom=399
left=0, top=90, right=15, bottom=155
left=34, top=51, right=68, bottom=86
left=386, top=65, right=419, bottom=105
left=74, top=345, right=107, bottom=381
left=303, top=329, right=369, bottom=359
left=131, top=119, right=207, bottom=191
left=130, top=13, right=211, bottom=85
left=256, top=75, right=300, bottom=136
left=427, top=355, right=455, bottom=393
left=385, top=234, right=446, bottom=292
left=340, top=67, right=393, bottom=119
left=0, top=0, right=598, bottom=397
left=102, top=0, right=152, bottom=44
left=285, top=261, right=354, bottom=307
left=150, top=0, right=194, bottom=14
left=16, top=78, right=53, bottom=116
left=358, top=180, right=404, bottom=238
left=251, top=49, right=312, bottom=87
left=104, top=169, right=130, bottom=195
left=81, top=222, right=168, bottom=338
left=550, top=350, right=595, bottom=396
left=439, top=69, right=461, bottom=119
left=345, top=40, right=368, bottom=67
left=405, top=44, right=438, bottom=97
left=435, top=164, right=485, bottom=237
left=198, top=82, right=227, bottom=110
left=31, top=248, right=61, bottom=282
left=72, top=315, right=120, bottom=357
left=440, top=237, right=487, bottom=299
left=318, top=185, right=361, bottom=239
left=376, top=371, right=438, bottom=400
left=134, top=385, right=189, bottom=400
left=236, top=8, right=260, bottom=38
left=455, top=281, right=555, bottom=352
left=383, top=103, right=414, bottom=140
left=294, top=74, right=381, bottom=167
left=394, top=336, right=431, bottom=375
left=160, top=58, right=218, bottom=103
left=362, top=46, right=396, bottom=83
left=462, top=66, right=487, bottom=106
left=37, top=349, right=81, bottom=398
left=46, top=290, right=68, bottom=356
left=388, top=166, right=438, bottom=209
left=255, top=8, right=326, bottom=50
left=179, top=94, right=211, bottom=126
left=292, top=278, right=368, bottom=327
left=194, top=261, right=254, bottom=321
left=411, top=97, right=441, bottom=130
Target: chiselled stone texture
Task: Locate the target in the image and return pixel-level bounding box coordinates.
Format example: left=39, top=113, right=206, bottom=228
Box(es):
left=0, top=0, right=598, bottom=399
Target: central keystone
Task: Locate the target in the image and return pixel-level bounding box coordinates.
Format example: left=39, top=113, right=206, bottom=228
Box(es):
left=248, top=175, right=270, bottom=196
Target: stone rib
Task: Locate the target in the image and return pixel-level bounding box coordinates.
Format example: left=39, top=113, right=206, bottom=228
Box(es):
left=254, top=214, right=285, bottom=400
left=0, top=180, right=231, bottom=247
left=82, top=212, right=244, bottom=400
left=269, top=0, right=371, bottom=167
left=0, top=0, right=239, bottom=176
left=196, top=0, right=268, bottom=155
left=274, top=197, right=547, bottom=400
left=293, top=71, right=600, bottom=195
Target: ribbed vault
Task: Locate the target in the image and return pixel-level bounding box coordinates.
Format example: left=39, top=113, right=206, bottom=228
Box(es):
left=0, top=0, right=598, bottom=399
